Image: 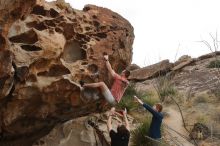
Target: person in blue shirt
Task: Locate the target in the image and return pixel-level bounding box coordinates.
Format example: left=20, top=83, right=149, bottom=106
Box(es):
left=134, top=95, right=163, bottom=140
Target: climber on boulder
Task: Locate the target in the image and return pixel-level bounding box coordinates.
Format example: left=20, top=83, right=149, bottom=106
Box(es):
left=107, top=107, right=130, bottom=146
left=81, top=54, right=130, bottom=105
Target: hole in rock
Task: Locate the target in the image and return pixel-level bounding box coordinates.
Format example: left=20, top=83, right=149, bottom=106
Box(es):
left=49, top=8, right=59, bottom=18
left=48, top=65, right=70, bottom=76
left=38, top=64, right=70, bottom=76
left=45, top=20, right=56, bottom=27
left=88, top=64, right=98, bottom=73
left=93, top=21, right=100, bottom=28
left=83, top=6, right=91, bottom=12
left=112, top=15, right=117, bottom=19
left=27, top=74, right=37, bottom=82
left=88, top=21, right=93, bottom=25
left=49, top=29, right=54, bottom=34
left=81, top=62, right=88, bottom=65
left=119, top=39, right=125, bottom=49
left=62, top=41, right=87, bottom=62
left=78, top=40, right=86, bottom=45
left=39, top=140, right=45, bottom=145
left=71, top=19, right=77, bottom=23
left=21, top=45, right=42, bottom=51
left=10, top=7, right=22, bottom=19
left=84, top=36, right=90, bottom=42
left=37, top=71, right=47, bottom=76
left=16, top=66, right=29, bottom=82
left=110, top=26, right=117, bottom=29
left=100, top=26, right=106, bottom=30
left=75, top=34, right=87, bottom=41
left=95, top=38, right=100, bottom=41
left=92, top=15, right=97, bottom=19
left=55, top=27, right=63, bottom=33
left=9, top=29, right=38, bottom=44
left=63, top=23, right=74, bottom=39
left=0, top=35, right=6, bottom=49
left=31, top=5, right=47, bottom=16
left=85, top=27, right=91, bottom=31
left=74, top=27, right=83, bottom=33
left=82, top=44, right=88, bottom=50
left=95, top=33, right=107, bottom=39
left=26, top=21, right=47, bottom=31
left=21, top=15, right=26, bottom=20
left=0, top=77, right=7, bottom=90
left=55, top=16, right=65, bottom=23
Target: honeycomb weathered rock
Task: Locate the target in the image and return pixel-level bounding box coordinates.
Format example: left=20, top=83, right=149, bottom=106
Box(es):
left=0, top=0, right=134, bottom=145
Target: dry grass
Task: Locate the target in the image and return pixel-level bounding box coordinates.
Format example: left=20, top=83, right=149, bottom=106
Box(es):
left=193, top=95, right=209, bottom=104
left=154, top=76, right=177, bottom=102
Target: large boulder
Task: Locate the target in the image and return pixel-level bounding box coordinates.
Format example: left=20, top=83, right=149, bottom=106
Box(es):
left=129, top=60, right=173, bottom=81
left=126, top=63, right=140, bottom=71
left=0, top=0, right=134, bottom=145
left=33, top=112, right=134, bottom=146
left=172, top=55, right=195, bottom=71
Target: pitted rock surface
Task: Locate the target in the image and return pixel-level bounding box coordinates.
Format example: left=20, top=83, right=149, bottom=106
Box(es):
left=0, top=0, right=134, bottom=145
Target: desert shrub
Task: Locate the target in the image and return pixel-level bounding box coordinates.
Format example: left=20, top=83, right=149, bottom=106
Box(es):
left=154, top=76, right=177, bottom=102
left=211, top=87, right=220, bottom=100
left=193, top=95, right=208, bottom=103
left=117, top=84, right=141, bottom=112
left=207, top=60, right=220, bottom=68
left=132, top=118, right=151, bottom=146
left=142, top=95, right=159, bottom=106
left=213, top=112, right=220, bottom=123
left=132, top=117, right=166, bottom=146
left=196, top=115, right=208, bottom=124
left=117, top=84, right=157, bottom=112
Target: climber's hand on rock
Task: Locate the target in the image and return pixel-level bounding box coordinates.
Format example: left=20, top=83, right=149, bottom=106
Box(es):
left=104, top=55, right=109, bottom=61
left=108, top=107, right=115, bottom=116
left=122, top=108, right=127, bottom=116
left=110, top=107, right=115, bottom=112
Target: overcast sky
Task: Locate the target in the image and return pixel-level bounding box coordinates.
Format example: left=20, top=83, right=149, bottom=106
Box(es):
left=47, top=0, right=220, bottom=67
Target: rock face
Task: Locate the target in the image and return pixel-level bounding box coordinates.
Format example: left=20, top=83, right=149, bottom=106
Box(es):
left=126, top=63, right=140, bottom=71
left=172, top=55, right=220, bottom=95
left=129, top=60, right=173, bottom=81
left=171, top=55, right=195, bottom=71
left=134, top=54, right=220, bottom=96
left=33, top=112, right=134, bottom=146
left=0, top=0, right=134, bottom=145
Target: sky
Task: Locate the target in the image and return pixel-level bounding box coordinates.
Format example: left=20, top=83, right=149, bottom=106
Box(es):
left=47, top=0, right=220, bottom=67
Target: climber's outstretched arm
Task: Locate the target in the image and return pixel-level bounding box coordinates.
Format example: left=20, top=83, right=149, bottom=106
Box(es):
left=123, top=109, right=130, bottom=131
left=107, top=107, right=115, bottom=132
left=104, top=55, right=116, bottom=77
